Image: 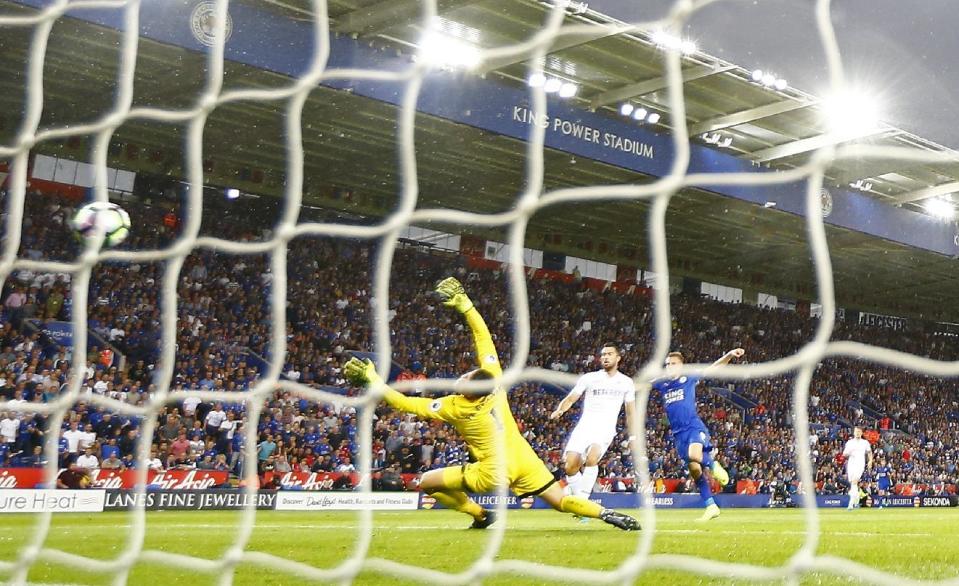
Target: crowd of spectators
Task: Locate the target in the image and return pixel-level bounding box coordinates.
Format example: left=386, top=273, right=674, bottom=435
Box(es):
left=1, top=191, right=957, bottom=497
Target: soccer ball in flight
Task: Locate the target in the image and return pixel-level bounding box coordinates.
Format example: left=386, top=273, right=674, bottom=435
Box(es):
left=71, top=202, right=131, bottom=248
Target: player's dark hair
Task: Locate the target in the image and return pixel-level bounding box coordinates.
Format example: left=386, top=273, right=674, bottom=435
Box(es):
left=667, top=351, right=685, bottom=363
left=601, top=342, right=621, bottom=354
left=471, top=369, right=495, bottom=381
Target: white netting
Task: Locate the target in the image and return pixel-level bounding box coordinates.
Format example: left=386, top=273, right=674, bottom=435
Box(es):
left=1, top=0, right=958, bottom=584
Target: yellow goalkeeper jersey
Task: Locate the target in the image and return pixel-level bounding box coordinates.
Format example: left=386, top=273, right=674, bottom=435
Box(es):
left=380, top=307, right=555, bottom=496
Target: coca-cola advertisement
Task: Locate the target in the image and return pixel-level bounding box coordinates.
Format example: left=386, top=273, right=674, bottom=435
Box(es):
left=0, top=468, right=228, bottom=490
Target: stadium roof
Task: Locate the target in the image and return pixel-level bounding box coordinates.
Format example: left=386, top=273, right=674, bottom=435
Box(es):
left=3, top=0, right=959, bottom=320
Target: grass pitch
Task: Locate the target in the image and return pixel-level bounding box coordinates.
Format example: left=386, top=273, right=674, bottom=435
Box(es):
left=0, top=508, right=956, bottom=585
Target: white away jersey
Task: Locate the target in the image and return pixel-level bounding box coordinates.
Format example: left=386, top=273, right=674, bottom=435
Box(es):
left=572, top=370, right=635, bottom=431
left=843, top=437, right=872, bottom=467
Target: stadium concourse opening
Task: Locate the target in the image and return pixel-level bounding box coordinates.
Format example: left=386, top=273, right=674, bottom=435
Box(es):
left=3, top=0, right=959, bottom=584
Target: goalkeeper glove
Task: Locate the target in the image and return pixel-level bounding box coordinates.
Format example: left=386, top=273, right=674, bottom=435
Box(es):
left=344, top=357, right=383, bottom=387
left=434, top=277, right=474, bottom=314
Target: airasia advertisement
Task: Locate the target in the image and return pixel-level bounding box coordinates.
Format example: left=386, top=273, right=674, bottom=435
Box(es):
left=0, top=468, right=228, bottom=490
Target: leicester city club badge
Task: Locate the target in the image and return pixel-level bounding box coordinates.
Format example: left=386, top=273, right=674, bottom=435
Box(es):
left=191, top=1, right=234, bottom=47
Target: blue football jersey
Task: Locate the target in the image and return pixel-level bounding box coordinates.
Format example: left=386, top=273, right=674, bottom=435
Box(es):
left=875, top=465, right=891, bottom=486
left=652, top=375, right=701, bottom=432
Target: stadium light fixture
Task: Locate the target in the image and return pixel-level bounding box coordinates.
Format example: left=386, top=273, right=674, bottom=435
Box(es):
left=750, top=68, right=787, bottom=91
left=225, top=188, right=240, bottom=200
left=925, top=198, right=955, bottom=220
left=528, top=72, right=546, bottom=88
left=558, top=82, right=578, bottom=98
left=651, top=30, right=697, bottom=55
left=632, top=107, right=648, bottom=121
left=418, top=30, right=481, bottom=70
left=543, top=77, right=563, bottom=93
left=849, top=179, right=873, bottom=191
left=764, top=201, right=777, bottom=208
left=822, top=89, right=880, bottom=135
left=620, top=103, right=634, bottom=116
left=646, top=112, right=661, bottom=124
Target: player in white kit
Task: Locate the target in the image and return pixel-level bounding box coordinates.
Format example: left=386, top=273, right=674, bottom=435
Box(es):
left=842, top=426, right=873, bottom=510
left=549, top=343, right=636, bottom=501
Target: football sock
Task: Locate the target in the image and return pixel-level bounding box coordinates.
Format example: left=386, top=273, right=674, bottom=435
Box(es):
left=560, top=495, right=603, bottom=518
left=578, top=465, right=599, bottom=498
left=565, top=471, right=582, bottom=495
left=430, top=490, right=484, bottom=519
left=696, top=471, right=715, bottom=507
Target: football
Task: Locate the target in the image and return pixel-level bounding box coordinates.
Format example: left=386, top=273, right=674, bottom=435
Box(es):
left=70, top=201, right=131, bottom=247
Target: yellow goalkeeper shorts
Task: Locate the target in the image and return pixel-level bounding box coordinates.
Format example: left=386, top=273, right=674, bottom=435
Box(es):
left=441, top=449, right=555, bottom=498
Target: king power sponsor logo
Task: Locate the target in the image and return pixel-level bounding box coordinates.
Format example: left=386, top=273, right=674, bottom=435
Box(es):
left=0, top=489, right=105, bottom=513
left=511, top=106, right=655, bottom=159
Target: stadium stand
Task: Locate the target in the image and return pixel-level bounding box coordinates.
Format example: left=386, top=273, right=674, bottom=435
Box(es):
left=1, top=191, right=957, bottom=498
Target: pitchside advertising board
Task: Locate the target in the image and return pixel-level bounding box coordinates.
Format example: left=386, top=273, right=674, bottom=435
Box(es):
left=813, top=495, right=958, bottom=508
left=0, top=490, right=955, bottom=513
left=0, top=468, right=228, bottom=490
left=419, top=493, right=776, bottom=510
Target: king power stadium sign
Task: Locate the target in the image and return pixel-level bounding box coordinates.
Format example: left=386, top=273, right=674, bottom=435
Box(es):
left=512, top=106, right=655, bottom=159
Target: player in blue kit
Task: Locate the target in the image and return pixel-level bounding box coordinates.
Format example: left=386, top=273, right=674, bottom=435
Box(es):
left=652, top=348, right=744, bottom=521
left=874, top=457, right=892, bottom=496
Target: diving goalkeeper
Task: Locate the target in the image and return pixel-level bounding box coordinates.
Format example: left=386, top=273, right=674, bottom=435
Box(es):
left=344, top=277, right=639, bottom=531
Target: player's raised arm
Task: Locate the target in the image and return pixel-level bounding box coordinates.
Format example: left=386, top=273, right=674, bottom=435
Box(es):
left=707, top=348, right=745, bottom=371
left=435, top=277, right=503, bottom=377
left=344, top=357, right=446, bottom=421
left=549, top=378, right=586, bottom=420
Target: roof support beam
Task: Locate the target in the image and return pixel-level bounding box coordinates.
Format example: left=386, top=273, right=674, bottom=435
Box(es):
left=479, top=28, right=621, bottom=74
left=890, top=181, right=959, bottom=204
left=688, top=99, right=815, bottom=136
left=335, top=0, right=479, bottom=36
left=750, top=127, right=895, bottom=163
left=589, top=64, right=735, bottom=109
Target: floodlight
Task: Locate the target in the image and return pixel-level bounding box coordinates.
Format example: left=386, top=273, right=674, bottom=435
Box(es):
left=418, top=31, right=481, bottom=69
left=646, top=112, right=661, bottom=124
left=543, top=77, right=563, bottom=93
left=633, top=108, right=647, bottom=121
left=680, top=40, right=698, bottom=55
left=558, top=82, right=578, bottom=98
left=774, top=78, right=788, bottom=91
left=528, top=72, right=546, bottom=88
left=751, top=69, right=764, bottom=82
left=225, top=188, right=240, bottom=200
left=822, top=89, right=880, bottom=135
left=620, top=103, right=634, bottom=116
left=651, top=30, right=697, bottom=55
left=925, top=198, right=955, bottom=220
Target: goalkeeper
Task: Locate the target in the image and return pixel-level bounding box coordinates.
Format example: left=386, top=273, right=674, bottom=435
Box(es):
left=344, top=277, right=639, bottom=531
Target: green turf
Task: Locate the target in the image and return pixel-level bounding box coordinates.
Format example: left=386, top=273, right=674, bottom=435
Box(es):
left=0, top=508, right=955, bottom=585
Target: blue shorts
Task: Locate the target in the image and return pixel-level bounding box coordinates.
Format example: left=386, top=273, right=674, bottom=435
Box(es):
left=672, top=424, right=712, bottom=462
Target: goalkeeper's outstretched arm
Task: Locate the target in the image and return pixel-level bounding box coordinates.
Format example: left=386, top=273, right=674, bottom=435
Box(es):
left=435, top=277, right=503, bottom=377
left=344, top=357, right=445, bottom=421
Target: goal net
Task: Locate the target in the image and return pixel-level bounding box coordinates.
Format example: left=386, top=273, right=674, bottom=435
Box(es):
left=0, top=0, right=952, bottom=584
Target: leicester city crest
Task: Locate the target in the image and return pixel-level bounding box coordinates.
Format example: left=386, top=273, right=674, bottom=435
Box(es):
left=820, top=188, right=834, bottom=218
left=191, top=1, right=234, bottom=47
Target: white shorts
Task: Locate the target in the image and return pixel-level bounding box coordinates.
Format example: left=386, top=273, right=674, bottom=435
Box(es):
left=847, top=463, right=865, bottom=484
left=563, top=424, right=614, bottom=460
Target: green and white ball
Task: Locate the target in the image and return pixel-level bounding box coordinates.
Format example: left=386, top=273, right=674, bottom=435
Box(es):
left=71, top=202, right=131, bottom=247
